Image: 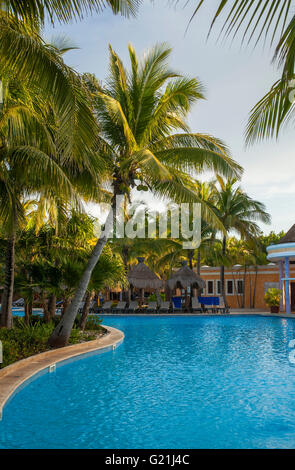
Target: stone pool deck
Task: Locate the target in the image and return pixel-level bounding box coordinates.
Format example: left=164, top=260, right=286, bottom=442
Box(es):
left=102, top=309, right=295, bottom=318
left=0, top=325, right=124, bottom=416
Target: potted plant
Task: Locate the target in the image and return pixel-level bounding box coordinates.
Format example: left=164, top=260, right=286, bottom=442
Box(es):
left=264, top=288, right=281, bottom=313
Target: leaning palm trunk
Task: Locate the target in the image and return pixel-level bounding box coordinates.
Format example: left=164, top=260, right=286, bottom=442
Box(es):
left=48, top=201, right=116, bottom=347
left=0, top=232, right=16, bottom=328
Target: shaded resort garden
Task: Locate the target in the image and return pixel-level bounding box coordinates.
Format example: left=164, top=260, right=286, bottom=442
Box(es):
left=1, top=0, right=295, bottom=452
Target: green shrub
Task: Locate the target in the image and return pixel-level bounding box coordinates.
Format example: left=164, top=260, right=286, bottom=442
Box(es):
left=74, top=314, right=103, bottom=331
left=264, top=288, right=281, bottom=307
left=148, top=293, right=165, bottom=302
left=0, top=316, right=103, bottom=368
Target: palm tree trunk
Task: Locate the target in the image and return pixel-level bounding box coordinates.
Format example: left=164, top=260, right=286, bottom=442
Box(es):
left=80, top=291, right=94, bottom=330
left=24, top=300, right=32, bottom=324
left=48, top=294, right=56, bottom=320
left=197, top=249, right=201, bottom=275
left=122, top=248, right=129, bottom=302
left=43, top=297, right=50, bottom=323
left=48, top=199, right=116, bottom=348
left=220, top=236, right=228, bottom=309
left=252, top=267, right=258, bottom=308
left=242, top=266, right=247, bottom=309
left=188, top=250, right=194, bottom=270
left=0, top=232, right=16, bottom=329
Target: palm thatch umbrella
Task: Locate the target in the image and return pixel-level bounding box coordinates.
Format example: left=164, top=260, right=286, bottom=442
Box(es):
left=128, top=258, right=163, bottom=303
left=167, top=261, right=205, bottom=290
left=167, top=261, right=205, bottom=308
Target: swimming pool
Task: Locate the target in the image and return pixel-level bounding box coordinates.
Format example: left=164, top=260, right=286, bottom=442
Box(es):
left=12, top=308, right=44, bottom=317
left=1, top=315, right=295, bottom=449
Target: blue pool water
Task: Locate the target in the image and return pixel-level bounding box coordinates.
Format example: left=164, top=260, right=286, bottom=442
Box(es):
left=1, top=315, right=295, bottom=449
left=12, top=308, right=44, bottom=317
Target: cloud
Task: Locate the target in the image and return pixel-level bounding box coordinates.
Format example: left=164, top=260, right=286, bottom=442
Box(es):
left=44, top=2, right=295, bottom=234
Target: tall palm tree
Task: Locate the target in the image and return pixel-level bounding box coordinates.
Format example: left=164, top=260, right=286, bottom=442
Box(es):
left=0, top=74, right=102, bottom=328
left=187, top=1, right=295, bottom=142
left=48, top=43, right=242, bottom=347
left=210, top=176, right=271, bottom=307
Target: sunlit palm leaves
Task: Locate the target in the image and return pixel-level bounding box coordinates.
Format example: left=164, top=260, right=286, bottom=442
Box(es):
left=186, top=0, right=295, bottom=142
left=212, top=176, right=271, bottom=237
left=1, top=0, right=141, bottom=24
left=245, top=78, right=295, bottom=143
left=0, top=0, right=141, bottom=160
left=88, top=43, right=242, bottom=229
left=190, top=0, right=292, bottom=47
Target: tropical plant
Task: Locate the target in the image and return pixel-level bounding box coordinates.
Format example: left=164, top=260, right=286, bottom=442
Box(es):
left=264, top=288, right=281, bottom=307
left=210, top=176, right=271, bottom=307
left=0, top=24, right=111, bottom=328
left=0, top=76, right=81, bottom=328
left=1, top=0, right=141, bottom=22
left=0, top=0, right=140, bottom=143
left=49, top=43, right=242, bottom=347
left=187, top=1, right=295, bottom=143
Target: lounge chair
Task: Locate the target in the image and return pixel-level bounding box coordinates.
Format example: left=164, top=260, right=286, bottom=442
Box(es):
left=12, top=298, right=24, bottom=307
left=101, top=301, right=113, bottom=313
left=172, top=297, right=183, bottom=313
left=112, top=301, right=126, bottom=313
left=191, top=297, right=203, bottom=313
left=159, top=301, right=170, bottom=313
left=202, top=302, right=217, bottom=313
left=146, top=301, right=158, bottom=313
left=127, top=301, right=139, bottom=313
left=216, top=300, right=229, bottom=314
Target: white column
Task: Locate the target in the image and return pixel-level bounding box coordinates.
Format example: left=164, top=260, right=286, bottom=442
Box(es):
left=285, top=257, right=291, bottom=314
left=279, top=260, right=284, bottom=311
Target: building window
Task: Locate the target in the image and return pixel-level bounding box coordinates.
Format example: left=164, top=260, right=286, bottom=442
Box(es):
left=226, top=280, right=234, bottom=295
left=237, top=280, right=244, bottom=295
left=216, top=280, right=221, bottom=295
left=206, top=280, right=214, bottom=295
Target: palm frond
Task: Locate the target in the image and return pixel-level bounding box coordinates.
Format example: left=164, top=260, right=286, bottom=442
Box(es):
left=245, top=78, right=294, bottom=144
left=0, top=14, right=98, bottom=158
left=189, top=0, right=292, bottom=47
left=2, top=0, right=141, bottom=25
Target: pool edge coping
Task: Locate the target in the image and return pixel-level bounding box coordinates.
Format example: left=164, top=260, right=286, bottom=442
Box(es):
left=0, top=325, right=124, bottom=416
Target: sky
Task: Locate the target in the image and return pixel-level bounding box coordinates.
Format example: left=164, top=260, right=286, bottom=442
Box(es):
left=44, top=1, right=295, bottom=235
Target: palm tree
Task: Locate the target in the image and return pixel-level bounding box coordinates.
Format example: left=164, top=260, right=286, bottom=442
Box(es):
left=210, top=176, right=271, bottom=307
left=80, top=247, right=126, bottom=329
left=0, top=74, right=101, bottom=328
left=187, top=1, right=295, bottom=142
left=0, top=1, right=140, bottom=162
left=48, top=43, right=242, bottom=347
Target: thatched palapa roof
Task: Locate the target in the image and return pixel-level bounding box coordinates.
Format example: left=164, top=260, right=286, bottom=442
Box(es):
left=128, top=258, right=163, bottom=290
left=278, top=224, right=295, bottom=244
left=167, top=261, right=205, bottom=290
